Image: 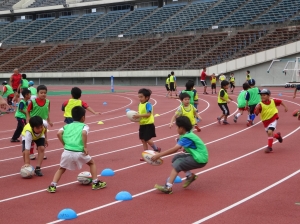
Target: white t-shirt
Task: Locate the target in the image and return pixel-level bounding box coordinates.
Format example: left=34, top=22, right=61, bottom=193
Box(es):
left=22, top=120, right=48, bottom=149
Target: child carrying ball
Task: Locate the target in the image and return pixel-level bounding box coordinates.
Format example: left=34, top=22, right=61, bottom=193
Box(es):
left=217, top=80, right=233, bottom=125
left=152, top=116, right=208, bottom=194
left=233, top=83, right=250, bottom=123
left=254, top=89, right=288, bottom=153
left=132, top=88, right=161, bottom=161
left=47, top=106, right=106, bottom=193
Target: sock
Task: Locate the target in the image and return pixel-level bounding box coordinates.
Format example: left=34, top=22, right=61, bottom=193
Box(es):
left=273, top=133, right=279, bottom=139
left=185, top=171, right=192, bottom=177
left=236, top=113, right=241, bottom=118
left=251, top=114, right=256, bottom=121
left=268, top=137, right=273, bottom=148
left=151, top=144, right=158, bottom=151
left=30, top=142, right=34, bottom=154
left=51, top=182, right=57, bottom=187
left=36, top=166, right=40, bottom=170
left=166, top=182, right=173, bottom=188
left=92, top=179, right=98, bottom=183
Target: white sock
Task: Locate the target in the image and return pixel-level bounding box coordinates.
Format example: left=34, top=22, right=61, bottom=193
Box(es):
left=92, top=179, right=98, bottom=183
left=236, top=113, right=241, bottom=118
left=51, top=182, right=57, bottom=186
left=166, top=182, right=173, bottom=188
left=185, top=171, right=192, bottom=177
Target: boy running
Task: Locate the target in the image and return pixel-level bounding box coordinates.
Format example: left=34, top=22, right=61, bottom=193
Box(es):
left=62, top=87, right=100, bottom=124
left=17, top=74, right=29, bottom=98
left=229, top=73, right=235, bottom=93
left=22, top=116, right=48, bottom=176
left=47, top=106, right=106, bottom=193
left=245, top=79, right=260, bottom=126
left=165, top=74, right=171, bottom=97
left=233, top=83, right=250, bottom=123
left=28, top=81, right=37, bottom=101
left=132, top=88, right=161, bottom=161
left=152, top=116, right=208, bottom=194
left=211, top=73, right=217, bottom=94
left=217, top=80, right=233, bottom=125
left=254, top=89, right=288, bottom=153
left=11, top=89, right=31, bottom=142
left=1, top=81, right=14, bottom=112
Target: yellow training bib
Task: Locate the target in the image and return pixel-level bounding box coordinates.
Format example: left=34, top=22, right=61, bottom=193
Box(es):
left=138, top=102, right=154, bottom=125
left=180, top=105, right=196, bottom=125
left=64, top=99, right=82, bottom=118
left=218, top=89, right=228, bottom=103
left=260, top=99, right=278, bottom=121
left=21, top=123, right=46, bottom=141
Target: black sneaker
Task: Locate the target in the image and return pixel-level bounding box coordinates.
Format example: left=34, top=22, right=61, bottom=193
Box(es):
left=265, top=147, right=273, bottom=153
left=10, top=139, right=20, bottom=142
left=35, top=168, right=43, bottom=176
left=277, top=132, right=283, bottom=143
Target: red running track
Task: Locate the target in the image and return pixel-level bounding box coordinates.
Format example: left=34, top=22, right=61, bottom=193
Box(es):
left=0, top=85, right=299, bottom=224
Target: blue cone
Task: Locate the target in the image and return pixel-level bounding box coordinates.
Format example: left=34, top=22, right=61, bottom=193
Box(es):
left=57, top=208, right=77, bottom=220
left=167, top=176, right=182, bottom=184
left=125, top=108, right=130, bottom=113
left=101, top=168, right=115, bottom=176
left=278, top=93, right=282, bottom=96
left=115, top=191, right=132, bottom=201
left=103, top=102, right=107, bottom=105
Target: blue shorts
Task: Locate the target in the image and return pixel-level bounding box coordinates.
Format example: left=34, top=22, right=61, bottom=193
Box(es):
left=64, top=117, right=74, bottom=124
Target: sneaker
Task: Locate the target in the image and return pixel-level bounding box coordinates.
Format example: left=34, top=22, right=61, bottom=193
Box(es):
left=155, top=147, right=161, bottom=153
left=265, top=147, right=273, bottom=153
left=195, top=125, right=201, bottom=132
left=233, top=115, right=238, bottom=123
left=277, top=132, right=283, bottom=143
left=140, top=158, right=145, bottom=161
left=217, top=117, right=221, bottom=124
left=47, top=185, right=56, bottom=193
left=30, top=154, right=36, bottom=160
left=35, top=168, right=43, bottom=176
left=183, top=174, right=197, bottom=188
left=92, top=180, right=106, bottom=190
left=10, top=139, right=20, bottom=142
left=43, top=155, right=47, bottom=160
left=246, top=120, right=252, bottom=127
left=223, top=120, right=229, bottom=125
left=154, top=184, right=173, bottom=194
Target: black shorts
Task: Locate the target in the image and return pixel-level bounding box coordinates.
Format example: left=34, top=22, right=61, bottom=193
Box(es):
left=230, top=82, right=235, bottom=88
left=22, top=138, right=45, bottom=152
left=249, top=104, right=257, bottom=114
left=296, top=85, right=300, bottom=90
left=7, top=96, right=13, bottom=105
left=165, top=84, right=170, bottom=91
left=211, top=83, right=216, bottom=89
left=169, top=82, right=175, bottom=91
left=139, top=124, right=156, bottom=141
left=218, top=103, right=230, bottom=115
left=201, top=80, right=207, bottom=87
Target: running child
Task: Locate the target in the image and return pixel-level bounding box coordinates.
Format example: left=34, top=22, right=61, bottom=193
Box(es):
left=293, top=84, right=300, bottom=99
left=17, top=74, right=29, bottom=99
left=229, top=73, right=235, bottom=93
left=233, top=83, right=250, bottom=123
left=169, top=72, right=177, bottom=97
left=152, top=116, right=208, bottom=194
left=22, top=116, right=48, bottom=176
left=219, top=72, right=226, bottom=84
left=1, top=81, right=14, bottom=112
left=28, top=81, right=37, bottom=101
left=47, top=106, right=106, bottom=193
left=11, top=89, right=31, bottom=143
left=62, top=87, right=100, bottom=124
left=245, top=79, right=260, bottom=126
left=170, top=92, right=201, bottom=132
left=132, top=88, right=161, bottom=161
left=254, top=89, right=288, bottom=153
left=217, top=80, right=233, bottom=125
left=26, top=84, right=52, bottom=160
left=246, top=70, right=251, bottom=83
left=165, top=74, right=170, bottom=97
left=211, top=73, right=217, bottom=94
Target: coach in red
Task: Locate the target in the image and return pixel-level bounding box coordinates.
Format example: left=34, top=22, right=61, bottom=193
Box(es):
left=9, top=68, right=22, bottom=103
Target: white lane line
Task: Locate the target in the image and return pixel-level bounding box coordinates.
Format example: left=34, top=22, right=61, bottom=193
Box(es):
left=46, top=126, right=300, bottom=224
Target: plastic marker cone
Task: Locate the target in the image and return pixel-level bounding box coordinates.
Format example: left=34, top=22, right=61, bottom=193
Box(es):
left=115, top=191, right=132, bottom=201
left=167, top=176, right=182, bottom=184
left=98, top=121, right=104, bottom=124
left=101, top=168, right=114, bottom=176
left=154, top=114, right=160, bottom=117
left=126, top=108, right=130, bottom=113
left=278, top=93, right=282, bottom=96
left=103, top=102, right=107, bottom=105
left=57, top=208, right=77, bottom=220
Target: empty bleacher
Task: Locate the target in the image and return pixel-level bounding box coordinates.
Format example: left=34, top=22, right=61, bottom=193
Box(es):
left=0, top=20, right=31, bottom=42
left=0, top=46, right=30, bottom=66
left=28, top=0, right=66, bottom=8
left=0, top=0, right=19, bottom=11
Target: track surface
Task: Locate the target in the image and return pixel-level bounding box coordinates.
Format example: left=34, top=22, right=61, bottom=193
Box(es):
left=0, top=85, right=299, bottom=224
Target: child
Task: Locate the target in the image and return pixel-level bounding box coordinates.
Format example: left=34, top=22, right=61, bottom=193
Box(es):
left=293, top=84, right=300, bottom=99
left=217, top=80, right=233, bottom=125
left=170, top=92, right=202, bottom=132
left=26, top=85, right=52, bottom=160
left=211, top=73, right=217, bottom=94
left=200, top=67, right=208, bottom=95
left=17, top=74, right=29, bottom=99
left=21, top=116, right=48, bottom=176
left=245, top=79, right=261, bottom=126
left=165, top=74, right=170, bottom=97
left=47, top=106, right=106, bottom=193
left=254, top=89, right=288, bottom=153
left=152, top=116, right=208, bottom=194
left=1, top=81, right=14, bottom=112
left=132, top=88, right=161, bottom=161
left=62, top=87, right=100, bottom=124
left=176, top=80, right=198, bottom=108
left=169, top=71, right=177, bottom=97
left=28, top=81, right=37, bottom=101
left=219, top=72, right=226, bottom=84
left=233, top=83, right=250, bottom=123
left=11, top=89, right=31, bottom=142
left=246, top=70, right=251, bottom=83
left=229, top=73, right=235, bottom=93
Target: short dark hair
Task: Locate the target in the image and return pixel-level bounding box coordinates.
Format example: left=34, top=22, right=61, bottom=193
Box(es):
left=71, top=87, right=82, bottom=99
left=179, top=92, right=190, bottom=101
left=247, top=70, right=250, bottom=74
left=71, top=106, right=86, bottom=121
left=176, top=116, right=192, bottom=132
left=185, top=81, right=194, bottom=90
left=168, top=74, right=171, bottom=78
left=138, top=88, right=152, bottom=98
left=221, top=80, right=229, bottom=88
left=22, top=74, right=27, bottom=79
left=29, top=116, right=43, bottom=129
left=22, top=88, right=31, bottom=97
left=203, top=67, right=206, bottom=70
left=171, top=71, right=174, bottom=75
left=242, top=83, right=250, bottom=91
left=37, top=85, right=47, bottom=93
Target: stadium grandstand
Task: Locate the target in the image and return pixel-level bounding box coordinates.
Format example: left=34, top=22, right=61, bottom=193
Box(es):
left=0, top=0, right=300, bottom=85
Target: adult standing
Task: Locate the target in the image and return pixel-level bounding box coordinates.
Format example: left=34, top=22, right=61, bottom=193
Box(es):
left=10, top=68, right=22, bottom=104
left=200, top=67, right=208, bottom=94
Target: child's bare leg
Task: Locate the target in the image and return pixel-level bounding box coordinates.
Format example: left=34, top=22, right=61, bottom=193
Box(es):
left=87, top=159, right=97, bottom=180
left=36, top=146, right=45, bottom=167
left=146, top=139, right=160, bottom=151
left=141, top=140, right=148, bottom=150
left=52, top=167, right=66, bottom=183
